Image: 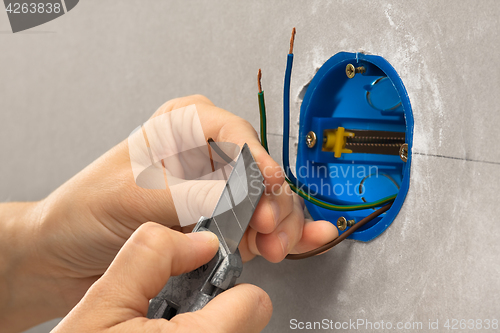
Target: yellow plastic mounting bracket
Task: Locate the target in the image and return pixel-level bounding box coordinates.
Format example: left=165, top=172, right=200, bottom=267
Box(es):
left=322, top=127, right=355, bottom=158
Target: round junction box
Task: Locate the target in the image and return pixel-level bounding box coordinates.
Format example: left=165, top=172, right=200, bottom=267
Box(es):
left=297, top=52, right=414, bottom=241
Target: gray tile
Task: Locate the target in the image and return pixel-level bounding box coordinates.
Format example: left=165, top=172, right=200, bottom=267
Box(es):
left=241, top=154, right=500, bottom=332
left=0, top=1, right=498, bottom=332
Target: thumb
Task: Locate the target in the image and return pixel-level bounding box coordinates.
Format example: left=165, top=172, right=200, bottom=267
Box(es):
left=110, top=284, right=273, bottom=333
left=169, top=283, right=273, bottom=333
left=53, top=223, right=219, bottom=332
left=99, top=223, right=219, bottom=314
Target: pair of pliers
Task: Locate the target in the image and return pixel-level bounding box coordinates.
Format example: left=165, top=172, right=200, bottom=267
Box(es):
left=147, top=143, right=265, bottom=319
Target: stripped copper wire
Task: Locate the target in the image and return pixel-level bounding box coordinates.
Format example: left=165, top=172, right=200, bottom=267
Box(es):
left=258, top=69, right=262, bottom=93
left=289, top=27, right=296, bottom=54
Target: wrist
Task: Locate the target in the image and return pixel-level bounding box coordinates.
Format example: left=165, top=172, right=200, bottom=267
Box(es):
left=0, top=200, right=66, bottom=332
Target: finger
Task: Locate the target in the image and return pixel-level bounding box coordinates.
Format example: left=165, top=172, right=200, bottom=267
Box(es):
left=239, top=227, right=258, bottom=263
left=129, top=99, right=284, bottom=227
left=290, top=219, right=338, bottom=254
left=167, top=178, right=226, bottom=228
left=170, top=284, right=272, bottom=333
left=172, top=102, right=283, bottom=193
left=249, top=182, right=294, bottom=234
left=297, top=194, right=305, bottom=209
left=214, top=112, right=284, bottom=193
left=124, top=138, right=232, bottom=229
left=254, top=195, right=305, bottom=263
left=88, top=223, right=219, bottom=320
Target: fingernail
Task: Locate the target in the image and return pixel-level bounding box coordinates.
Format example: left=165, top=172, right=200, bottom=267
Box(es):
left=187, top=231, right=218, bottom=244
left=270, top=200, right=280, bottom=227
left=278, top=231, right=289, bottom=256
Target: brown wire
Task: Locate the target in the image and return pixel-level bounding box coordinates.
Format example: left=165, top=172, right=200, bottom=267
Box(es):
left=207, top=138, right=235, bottom=165
left=257, top=36, right=390, bottom=260
left=289, top=27, right=296, bottom=54
left=207, top=139, right=216, bottom=172
left=285, top=202, right=393, bottom=260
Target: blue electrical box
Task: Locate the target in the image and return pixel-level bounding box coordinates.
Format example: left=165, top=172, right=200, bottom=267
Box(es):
left=296, top=52, right=414, bottom=241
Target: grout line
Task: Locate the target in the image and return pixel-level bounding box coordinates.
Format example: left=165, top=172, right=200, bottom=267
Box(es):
left=261, top=136, right=500, bottom=166
left=267, top=132, right=298, bottom=139
left=413, top=152, right=500, bottom=166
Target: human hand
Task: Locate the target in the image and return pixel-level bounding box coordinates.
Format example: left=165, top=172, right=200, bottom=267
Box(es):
left=14, top=95, right=336, bottom=323
left=52, top=223, right=272, bottom=333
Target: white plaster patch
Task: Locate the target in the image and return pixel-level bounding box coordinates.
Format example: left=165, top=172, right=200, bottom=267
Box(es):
left=384, top=4, right=396, bottom=28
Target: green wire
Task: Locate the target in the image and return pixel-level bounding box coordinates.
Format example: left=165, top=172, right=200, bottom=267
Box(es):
left=258, top=89, right=396, bottom=211
left=286, top=179, right=397, bottom=211
left=258, top=92, right=269, bottom=154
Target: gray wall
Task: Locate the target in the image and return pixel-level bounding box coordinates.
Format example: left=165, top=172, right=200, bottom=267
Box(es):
left=1, top=1, right=499, bottom=332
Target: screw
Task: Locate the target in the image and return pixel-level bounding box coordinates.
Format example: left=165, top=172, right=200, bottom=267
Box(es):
left=337, top=216, right=347, bottom=231
left=346, top=63, right=366, bottom=79
left=347, top=219, right=356, bottom=227
left=305, top=131, right=317, bottom=148
left=399, top=143, right=408, bottom=162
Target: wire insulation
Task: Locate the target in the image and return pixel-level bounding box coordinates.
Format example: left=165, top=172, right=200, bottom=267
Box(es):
left=207, top=138, right=236, bottom=165
left=254, top=28, right=396, bottom=260
left=285, top=202, right=393, bottom=260
left=281, top=53, right=397, bottom=210
left=258, top=93, right=269, bottom=154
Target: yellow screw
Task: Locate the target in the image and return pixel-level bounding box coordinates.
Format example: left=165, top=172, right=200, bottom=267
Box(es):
left=346, top=64, right=366, bottom=79
left=305, top=131, right=317, bottom=148
left=400, top=143, right=408, bottom=162
left=337, top=216, right=356, bottom=231
left=337, top=217, right=347, bottom=231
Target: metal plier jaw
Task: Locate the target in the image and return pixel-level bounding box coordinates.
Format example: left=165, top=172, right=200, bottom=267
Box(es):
left=147, top=217, right=242, bottom=319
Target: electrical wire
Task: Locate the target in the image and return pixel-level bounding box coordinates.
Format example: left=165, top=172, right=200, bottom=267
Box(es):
left=260, top=67, right=392, bottom=210
left=207, top=138, right=235, bottom=165
left=258, top=69, right=269, bottom=154
left=285, top=202, right=393, bottom=260
left=257, top=28, right=396, bottom=211
left=254, top=28, right=396, bottom=259
left=282, top=28, right=396, bottom=208
left=210, top=134, right=394, bottom=259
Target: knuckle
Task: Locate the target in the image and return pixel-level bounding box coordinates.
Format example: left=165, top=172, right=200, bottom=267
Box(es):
left=154, top=94, right=213, bottom=116
left=218, top=118, right=258, bottom=145
left=137, top=221, right=160, bottom=233
left=85, top=279, right=121, bottom=308
left=177, top=94, right=213, bottom=108
left=132, top=222, right=173, bottom=249
left=188, top=94, right=212, bottom=104
left=154, top=98, right=182, bottom=115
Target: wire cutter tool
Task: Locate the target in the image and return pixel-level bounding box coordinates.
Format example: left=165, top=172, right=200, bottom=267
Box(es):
left=147, top=143, right=265, bottom=319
